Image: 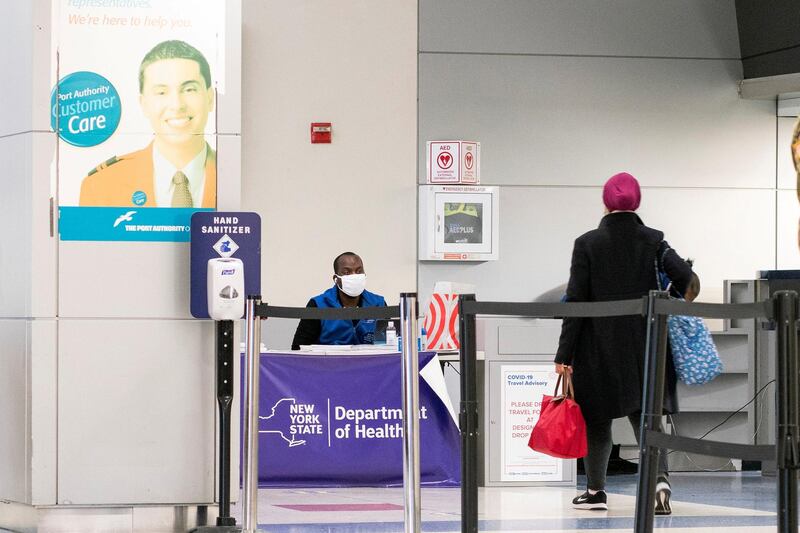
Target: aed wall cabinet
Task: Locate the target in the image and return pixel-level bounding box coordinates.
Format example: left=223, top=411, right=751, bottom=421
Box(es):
left=419, top=185, right=499, bottom=261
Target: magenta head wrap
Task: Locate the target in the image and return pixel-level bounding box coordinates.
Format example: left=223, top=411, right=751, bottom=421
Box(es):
left=602, top=172, right=641, bottom=212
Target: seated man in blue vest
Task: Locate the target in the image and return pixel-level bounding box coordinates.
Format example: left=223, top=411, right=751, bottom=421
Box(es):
left=291, top=252, right=387, bottom=349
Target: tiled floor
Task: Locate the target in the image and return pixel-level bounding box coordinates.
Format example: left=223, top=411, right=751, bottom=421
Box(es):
left=0, top=472, right=784, bottom=532
left=227, top=472, right=780, bottom=532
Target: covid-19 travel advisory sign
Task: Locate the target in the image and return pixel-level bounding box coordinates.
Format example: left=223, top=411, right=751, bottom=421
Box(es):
left=53, top=0, right=226, bottom=242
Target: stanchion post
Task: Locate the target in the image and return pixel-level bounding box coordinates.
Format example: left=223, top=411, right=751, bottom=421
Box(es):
left=399, top=293, right=421, bottom=533
left=242, top=296, right=262, bottom=533
left=215, top=319, right=236, bottom=527
left=634, top=291, right=669, bottom=533
left=458, top=294, right=478, bottom=533
left=774, top=290, right=799, bottom=533
left=193, top=320, right=241, bottom=533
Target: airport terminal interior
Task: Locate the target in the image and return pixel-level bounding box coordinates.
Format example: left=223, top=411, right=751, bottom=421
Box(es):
left=4, top=0, right=800, bottom=532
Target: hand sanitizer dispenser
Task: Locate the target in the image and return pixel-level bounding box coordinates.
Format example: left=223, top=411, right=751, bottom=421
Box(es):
left=208, top=258, right=245, bottom=320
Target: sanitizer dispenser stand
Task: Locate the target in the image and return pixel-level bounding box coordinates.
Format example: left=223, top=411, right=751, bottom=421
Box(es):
left=189, top=211, right=262, bottom=532
left=193, top=258, right=246, bottom=532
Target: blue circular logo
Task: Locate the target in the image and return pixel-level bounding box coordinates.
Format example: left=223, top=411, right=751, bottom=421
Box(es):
left=132, top=191, right=147, bottom=206
left=50, top=71, right=121, bottom=147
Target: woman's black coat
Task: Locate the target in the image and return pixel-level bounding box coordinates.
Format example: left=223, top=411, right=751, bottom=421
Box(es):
left=555, top=212, right=694, bottom=424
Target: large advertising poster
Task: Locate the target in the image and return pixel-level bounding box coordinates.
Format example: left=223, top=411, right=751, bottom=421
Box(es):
left=53, top=0, right=225, bottom=242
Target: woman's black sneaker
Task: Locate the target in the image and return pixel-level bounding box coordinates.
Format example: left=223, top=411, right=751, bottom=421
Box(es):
left=572, top=490, right=608, bottom=510
left=655, top=477, right=672, bottom=515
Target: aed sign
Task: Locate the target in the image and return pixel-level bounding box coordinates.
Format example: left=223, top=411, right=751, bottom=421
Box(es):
left=427, top=140, right=480, bottom=184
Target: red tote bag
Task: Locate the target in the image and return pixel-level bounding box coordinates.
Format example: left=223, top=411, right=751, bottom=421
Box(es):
left=527, top=372, right=588, bottom=459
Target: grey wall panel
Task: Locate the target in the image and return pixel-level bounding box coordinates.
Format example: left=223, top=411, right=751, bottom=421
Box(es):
left=0, top=2, right=33, bottom=136
left=263, top=318, right=298, bottom=351
left=32, top=133, right=58, bottom=319
left=58, top=319, right=216, bottom=505
left=0, top=133, right=56, bottom=319
left=0, top=0, right=52, bottom=136
left=637, top=188, right=776, bottom=290
left=59, top=242, right=193, bottom=318
left=677, top=374, right=749, bottom=411
left=611, top=417, right=637, bottom=446
left=241, top=0, right=417, bottom=308
left=777, top=189, right=799, bottom=269
left=714, top=334, right=749, bottom=373
left=0, top=134, right=33, bottom=318
left=420, top=0, right=740, bottom=59
left=419, top=187, right=775, bottom=305
left=0, top=320, right=30, bottom=503
left=31, top=320, right=57, bottom=505
left=31, top=0, right=53, bottom=133
left=217, top=0, right=242, bottom=136
left=497, top=323, right=561, bottom=355
left=419, top=54, right=774, bottom=189
left=217, top=135, right=242, bottom=211
left=671, top=411, right=750, bottom=445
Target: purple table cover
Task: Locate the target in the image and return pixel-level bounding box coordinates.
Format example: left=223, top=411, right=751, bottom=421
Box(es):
left=248, top=351, right=461, bottom=487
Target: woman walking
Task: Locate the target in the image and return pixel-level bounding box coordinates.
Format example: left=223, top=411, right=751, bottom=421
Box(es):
left=555, top=172, right=696, bottom=515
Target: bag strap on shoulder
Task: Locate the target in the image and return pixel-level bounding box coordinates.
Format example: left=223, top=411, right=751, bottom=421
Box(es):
left=655, top=240, right=673, bottom=292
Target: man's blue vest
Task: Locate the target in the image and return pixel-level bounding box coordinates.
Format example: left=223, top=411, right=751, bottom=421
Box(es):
left=313, top=286, right=386, bottom=345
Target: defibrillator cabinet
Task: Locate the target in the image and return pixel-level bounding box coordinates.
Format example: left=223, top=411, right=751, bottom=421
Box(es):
left=419, top=185, right=499, bottom=261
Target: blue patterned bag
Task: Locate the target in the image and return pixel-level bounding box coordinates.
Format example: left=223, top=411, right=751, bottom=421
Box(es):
left=656, top=243, right=722, bottom=385
left=666, top=314, right=722, bottom=385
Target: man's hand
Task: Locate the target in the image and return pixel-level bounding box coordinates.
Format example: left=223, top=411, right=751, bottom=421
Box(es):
left=555, top=363, right=572, bottom=375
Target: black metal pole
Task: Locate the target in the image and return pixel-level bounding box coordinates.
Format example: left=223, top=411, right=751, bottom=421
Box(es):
left=634, top=291, right=669, bottom=533
left=458, top=294, right=478, bottom=533
left=193, top=321, right=240, bottom=532
left=774, top=291, right=798, bottom=533
left=215, top=320, right=236, bottom=527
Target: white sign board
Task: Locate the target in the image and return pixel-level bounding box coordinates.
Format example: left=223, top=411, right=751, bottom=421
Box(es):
left=427, top=141, right=480, bottom=184
left=500, top=364, right=564, bottom=482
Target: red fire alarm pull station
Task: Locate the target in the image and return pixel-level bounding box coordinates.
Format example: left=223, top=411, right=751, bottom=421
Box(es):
left=310, top=122, right=332, bottom=143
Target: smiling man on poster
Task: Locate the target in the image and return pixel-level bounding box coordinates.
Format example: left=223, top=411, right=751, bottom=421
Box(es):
left=79, top=39, right=216, bottom=208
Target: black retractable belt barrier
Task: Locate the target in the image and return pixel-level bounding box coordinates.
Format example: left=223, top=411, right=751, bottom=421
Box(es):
left=458, top=295, right=478, bottom=533
left=634, top=291, right=670, bottom=533
left=461, top=298, right=646, bottom=318
left=456, top=296, right=648, bottom=533
left=633, top=292, right=785, bottom=533
left=254, top=303, right=400, bottom=320
left=456, top=294, right=793, bottom=533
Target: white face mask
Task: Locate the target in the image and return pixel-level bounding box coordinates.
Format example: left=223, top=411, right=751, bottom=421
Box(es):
left=336, top=273, right=366, bottom=297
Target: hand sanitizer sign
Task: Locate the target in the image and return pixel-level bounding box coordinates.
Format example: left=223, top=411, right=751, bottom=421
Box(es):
left=190, top=212, right=261, bottom=319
